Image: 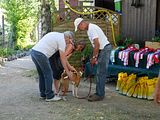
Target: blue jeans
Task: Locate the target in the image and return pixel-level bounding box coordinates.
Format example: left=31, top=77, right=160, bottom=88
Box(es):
left=31, top=49, right=54, bottom=99
left=96, top=44, right=112, bottom=97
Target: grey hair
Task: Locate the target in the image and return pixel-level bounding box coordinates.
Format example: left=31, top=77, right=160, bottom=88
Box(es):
left=64, top=31, right=74, bottom=39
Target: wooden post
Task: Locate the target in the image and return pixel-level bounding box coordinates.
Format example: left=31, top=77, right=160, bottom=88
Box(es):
left=59, top=0, right=65, bottom=10
left=41, top=0, right=51, bottom=37
left=2, top=15, right=5, bottom=48
left=70, top=0, right=78, bottom=6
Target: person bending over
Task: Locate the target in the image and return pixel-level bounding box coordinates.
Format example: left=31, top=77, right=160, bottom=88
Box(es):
left=31, top=31, right=76, bottom=102
left=49, top=40, right=86, bottom=94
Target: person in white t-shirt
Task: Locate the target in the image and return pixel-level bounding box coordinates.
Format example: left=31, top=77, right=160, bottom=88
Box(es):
left=74, top=18, right=112, bottom=102
left=31, top=31, right=76, bottom=102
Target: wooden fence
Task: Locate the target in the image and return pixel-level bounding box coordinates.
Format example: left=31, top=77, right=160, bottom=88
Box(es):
left=122, top=0, right=157, bottom=44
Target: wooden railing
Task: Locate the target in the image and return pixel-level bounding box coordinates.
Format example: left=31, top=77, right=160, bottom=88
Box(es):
left=52, top=6, right=121, bottom=45
left=53, top=6, right=120, bottom=25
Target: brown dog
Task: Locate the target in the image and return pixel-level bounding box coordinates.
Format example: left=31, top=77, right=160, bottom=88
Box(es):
left=57, top=72, right=69, bottom=96
left=57, top=71, right=82, bottom=97
left=71, top=71, right=82, bottom=97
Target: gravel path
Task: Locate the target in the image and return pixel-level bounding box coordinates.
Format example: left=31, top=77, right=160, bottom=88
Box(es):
left=0, top=56, right=159, bottom=120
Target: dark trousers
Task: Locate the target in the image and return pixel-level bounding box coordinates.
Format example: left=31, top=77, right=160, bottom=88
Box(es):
left=31, top=49, right=54, bottom=99
left=96, top=44, right=112, bottom=96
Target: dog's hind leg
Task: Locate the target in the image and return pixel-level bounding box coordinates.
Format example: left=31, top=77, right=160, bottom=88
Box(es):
left=57, top=81, right=63, bottom=96
left=62, top=86, right=68, bottom=96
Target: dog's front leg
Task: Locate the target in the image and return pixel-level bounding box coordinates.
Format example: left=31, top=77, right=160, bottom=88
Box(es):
left=75, top=87, right=79, bottom=98
left=62, top=96, right=67, bottom=101
left=71, top=84, right=75, bottom=97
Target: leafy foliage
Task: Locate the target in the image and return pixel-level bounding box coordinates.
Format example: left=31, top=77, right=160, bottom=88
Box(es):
left=115, top=35, right=134, bottom=47
left=123, top=38, right=134, bottom=47
left=48, top=0, right=58, bottom=27
left=115, top=34, right=124, bottom=46
left=0, top=47, right=16, bottom=57
left=0, top=0, right=40, bottom=49
left=152, top=36, right=160, bottom=42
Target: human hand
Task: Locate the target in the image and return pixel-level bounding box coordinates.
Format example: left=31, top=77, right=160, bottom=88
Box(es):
left=70, top=66, right=77, bottom=72
left=81, top=56, right=86, bottom=62
left=66, top=71, right=73, bottom=81
left=90, top=57, right=97, bottom=66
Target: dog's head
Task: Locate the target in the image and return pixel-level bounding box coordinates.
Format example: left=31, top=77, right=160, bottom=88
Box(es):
left=70, top=71, right=82, bottom=87
left=72, top=71, right=81, bottom=80
left=61, top=70, right=82, bottom=87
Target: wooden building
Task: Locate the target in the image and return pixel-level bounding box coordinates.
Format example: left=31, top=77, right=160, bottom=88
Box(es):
left=59, top=0, right=115, bottom=11
left=58, top=0, right=160, bottom=46
left=122, top=0, right=160, bottom=46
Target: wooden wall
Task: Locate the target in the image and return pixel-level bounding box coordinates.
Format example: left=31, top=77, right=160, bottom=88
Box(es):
left=156, top=0, right=160, bottom=31
left=122, top=0, right=157, bottom=46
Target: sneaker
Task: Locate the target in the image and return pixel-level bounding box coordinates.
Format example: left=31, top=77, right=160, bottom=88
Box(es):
left=46, top=95, right=62, bottom=102
left=88, top=94, right=104, bottom=102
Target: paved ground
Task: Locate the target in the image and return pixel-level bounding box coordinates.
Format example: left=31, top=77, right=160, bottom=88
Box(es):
left=0, top=55, right=159, bottom=120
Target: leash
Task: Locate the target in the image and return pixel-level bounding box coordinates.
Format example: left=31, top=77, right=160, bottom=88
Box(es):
left=76, top=75, right=93, bottom=99
left=57, top=64, right=95, bottom=99
left=76, top=64, right=95, bottom=99
left=57, top=73, right=93, bottom=99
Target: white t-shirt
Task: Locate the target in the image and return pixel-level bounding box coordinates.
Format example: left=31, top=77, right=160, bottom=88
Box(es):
left=32, top=32, right=66, bottom=58
left=87, top=23, right=110, bottom=50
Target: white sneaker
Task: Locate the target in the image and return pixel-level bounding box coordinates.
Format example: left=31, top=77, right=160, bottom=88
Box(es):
left=46, top=95, right=62, bottom=102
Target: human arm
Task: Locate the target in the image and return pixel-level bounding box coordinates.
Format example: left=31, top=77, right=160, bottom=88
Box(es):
left=59, top=50, right=72, bottom=79
left=65, top=43, right=74, bottom=59
left=90, top=38, right=100, bottom=65
left=64, top=43, right=76, bottom=71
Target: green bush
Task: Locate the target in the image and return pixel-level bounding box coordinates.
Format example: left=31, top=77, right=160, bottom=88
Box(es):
left=23, top=44, right=34, bottom=51
left=68, top=43, right=92, bottom=68
left=123, top=38, right=134, bottom=47
left=15, top=43, right=34, bottom=51
left=152, top=36, right=160, bottom=42
left=115, top=35, right=124, bottom=46
left=0, top=47, right=16, bottom=57
left=81, top=43, right=92, bottom=58
left=115, top=35, right=134, bottom=47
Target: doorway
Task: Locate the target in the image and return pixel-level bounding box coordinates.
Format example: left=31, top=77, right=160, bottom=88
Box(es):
left=156, top=0, right=160, bottom=36
left=95, top=0, right=115, bottom=11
